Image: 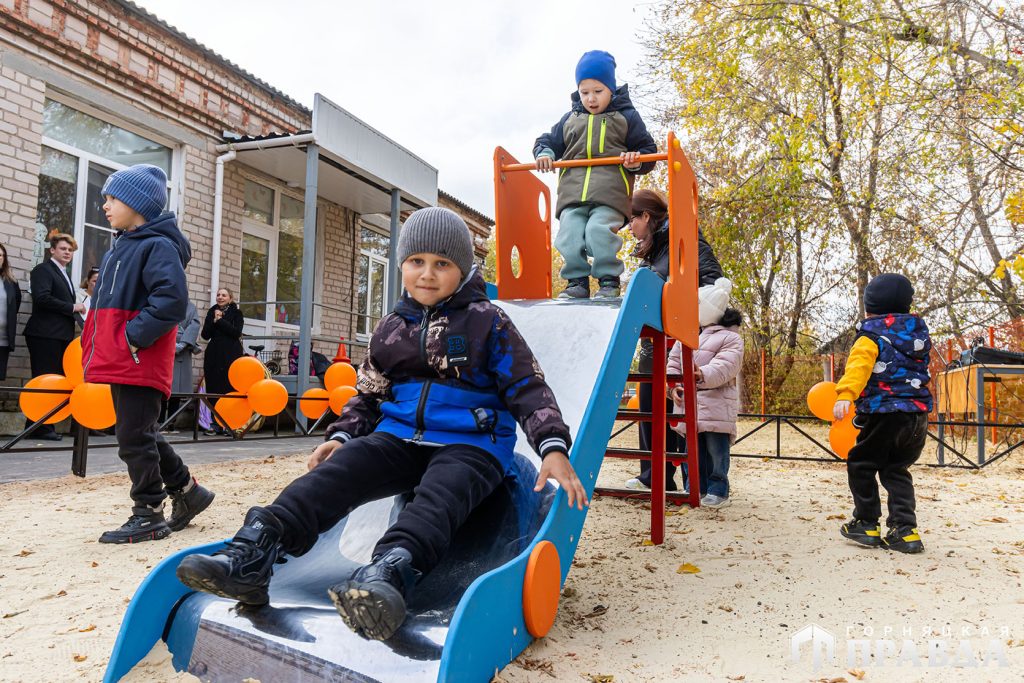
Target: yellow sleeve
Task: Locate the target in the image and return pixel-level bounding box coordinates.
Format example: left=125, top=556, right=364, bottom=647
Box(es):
left=835, top=336, right=879, bottom=402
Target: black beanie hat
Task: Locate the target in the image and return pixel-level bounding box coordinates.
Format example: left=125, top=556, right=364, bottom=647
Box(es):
left=864, top=273, right=914, bottom=315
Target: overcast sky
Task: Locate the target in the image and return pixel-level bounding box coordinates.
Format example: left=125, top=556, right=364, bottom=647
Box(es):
left=134, top=0, right=660, bottom=219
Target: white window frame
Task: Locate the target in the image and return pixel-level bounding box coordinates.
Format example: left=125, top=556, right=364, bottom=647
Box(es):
left=356, top=223, right=391, bottom=341
left=39, top=93, right=179, bottom=287
left=239, top=174, right=324, bottom=338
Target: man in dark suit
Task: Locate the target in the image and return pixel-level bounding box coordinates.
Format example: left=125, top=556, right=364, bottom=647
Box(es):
left=23, top=232, right=86, bottom=440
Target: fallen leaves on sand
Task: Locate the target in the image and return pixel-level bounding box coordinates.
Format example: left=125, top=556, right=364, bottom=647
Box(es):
left=3, top=610, right=27, bottom=619
left=726, top=676, right=745, bottom=681
left=72, top=654, right=87, bottom=662
left=15, top=549, right=33, bottom=557
left=797, top=516, right=815, bottom=521
left=584, top=605, right=608, bottom=618
left=677, top=563, right=701, bottom=574
left=989, top=516, right=1009, bottom=523
left=644, top=563, right=657, bottom=573
left=813, top=678, right=847, bottom=683
left=78, top=625, right=96, bottom=632
left=517, top=658, right=555, bottom=677
left=585, top=675, right=614, bottom=682
left=718, top=605, right=733, bottom=612
left=848, top=668, right=866, bottom=679
left=826, top=514, right=845, bottom=520
left=641, top=539, right=654, bottom=546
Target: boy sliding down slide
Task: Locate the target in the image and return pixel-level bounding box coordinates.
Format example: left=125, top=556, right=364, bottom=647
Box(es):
left=177, top=207, right=588, bottom=640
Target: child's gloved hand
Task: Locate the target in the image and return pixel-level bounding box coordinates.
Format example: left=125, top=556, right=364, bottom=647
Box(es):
left=833, top=400, right=851, bottom=421
left=621, top=151, right=641, bottom=171
left=534, top=450, right=589, bottom=510
left=308, top=439, right=342, bottom=470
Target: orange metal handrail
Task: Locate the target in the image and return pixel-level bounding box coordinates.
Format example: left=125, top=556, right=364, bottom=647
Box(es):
left=501, top=152, right=669, bottom=173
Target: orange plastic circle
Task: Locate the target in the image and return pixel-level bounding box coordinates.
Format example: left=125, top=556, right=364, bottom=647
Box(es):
left=522, top=540, right=561, bottom=638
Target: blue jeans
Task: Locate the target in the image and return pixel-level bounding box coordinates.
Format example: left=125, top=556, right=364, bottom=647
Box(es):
left=683, top=432, right=732, bottom=497
left=554, top=204, right=625, bottom=280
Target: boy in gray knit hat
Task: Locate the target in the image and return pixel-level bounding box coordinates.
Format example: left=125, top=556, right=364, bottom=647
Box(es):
left=178, top=206, right=587, bottom=641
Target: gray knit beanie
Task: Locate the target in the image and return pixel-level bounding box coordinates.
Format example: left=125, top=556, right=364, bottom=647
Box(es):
left=397, top=207, right=474, bottom=276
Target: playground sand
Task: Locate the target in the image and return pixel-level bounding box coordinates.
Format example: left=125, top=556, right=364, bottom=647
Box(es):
left=1, top=421, right=1023, bottom=682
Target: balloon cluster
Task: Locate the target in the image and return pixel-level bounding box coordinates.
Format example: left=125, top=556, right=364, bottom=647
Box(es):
left=213, top=357, right=359, bottom=429
left=299, top=362, right=358, bottom=420
left=806, top=381, right=859, bottom=459
left=19, top=337, right=117, bottom=430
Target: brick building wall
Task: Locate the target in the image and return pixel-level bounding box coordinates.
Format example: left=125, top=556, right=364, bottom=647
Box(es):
left=0, top=0, right=492, bottom=429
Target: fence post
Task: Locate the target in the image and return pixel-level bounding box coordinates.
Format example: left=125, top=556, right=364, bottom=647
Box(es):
left=829, top=353, right=835, bottom=383
left=760, top=347, right=766, bottom=422
left=990, top=326, right=997, bottom=444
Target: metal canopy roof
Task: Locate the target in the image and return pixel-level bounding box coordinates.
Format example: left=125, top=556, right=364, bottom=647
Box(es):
left=222, top=94, right=438, bottom=215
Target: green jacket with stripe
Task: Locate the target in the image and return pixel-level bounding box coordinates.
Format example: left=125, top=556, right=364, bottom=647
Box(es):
left=534, top=85, right=657, bottom=219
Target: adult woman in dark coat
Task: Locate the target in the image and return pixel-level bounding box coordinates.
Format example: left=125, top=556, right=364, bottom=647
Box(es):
left=625, top=189, right=725, bottom=491
left=0, top=243, right=22, bottom=380
left=201, top=287, right=244, bottom=397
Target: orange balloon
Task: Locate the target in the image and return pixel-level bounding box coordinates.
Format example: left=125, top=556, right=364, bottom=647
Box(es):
left=70, top=382, right=116, bottom=430
left=298, top=388, right=329, bottom=420
left=248, top=379, right=289, bottom=416
left=626, top=393, right=640, bottom=410
left=228, top=356, right=266, bottom=393
left=329, top=385, right=358, bottom=414
left=63, top=337, right=84, bottom=386
left=20, top=374, right=73, bottom=424
left=807, top=381, right=838, bottom=421
left=324, top=362, right=357, bottom=392
left=214, top=392, right=254, bottom=430
left=829, top=413, right=859, bottom=460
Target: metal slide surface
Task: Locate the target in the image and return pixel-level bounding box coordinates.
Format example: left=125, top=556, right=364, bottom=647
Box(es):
left=104, top=281, right=649, bottom=682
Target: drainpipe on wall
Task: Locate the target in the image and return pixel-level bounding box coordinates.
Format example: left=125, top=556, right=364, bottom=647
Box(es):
left=209, top=133, right=318, bottom=305
left=211, top=149, right=236, bottom=306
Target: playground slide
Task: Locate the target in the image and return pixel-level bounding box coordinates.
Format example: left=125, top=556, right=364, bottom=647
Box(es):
left=103, top=267, right=666, bottom=683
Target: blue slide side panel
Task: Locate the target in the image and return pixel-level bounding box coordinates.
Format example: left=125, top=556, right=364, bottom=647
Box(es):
left=103, top=540, right=226, bottom=683
left=438, top=269, right=664, bottom=681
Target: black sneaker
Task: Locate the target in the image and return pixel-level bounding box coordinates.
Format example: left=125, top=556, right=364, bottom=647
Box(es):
left=176, top=507, right=283, bottom=606
left=558, top=277, right=590, bottom=299
left=99, top=509, right=171, bottom=544
left=166, top=479, right=215, bottom=532
left=883, top=525, right=924, bottom=554
left=328, top=547, right=421, bottom=641
left=840, top=518, right=882, bottom=547
left=595, top=277, right=620, bottom=298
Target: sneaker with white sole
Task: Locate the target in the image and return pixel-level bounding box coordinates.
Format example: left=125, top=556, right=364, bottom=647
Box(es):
left=624, top=478, right=649, bottom=490
left=700, top=494, right=731, bottom=508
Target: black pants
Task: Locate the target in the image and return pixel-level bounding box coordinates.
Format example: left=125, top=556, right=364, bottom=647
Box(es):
left=24, top=335, right=71, bottom=436
left=637, top=379, right=683, bottom=490
left=0, top=346, right=9, bottom=380
left=267, top=432, right=505, bottom=574
left=111, top=384, right=191, bottom=511
left=847, top=412, right=928, bottom=528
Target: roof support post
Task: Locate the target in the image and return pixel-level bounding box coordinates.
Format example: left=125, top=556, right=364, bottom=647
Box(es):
left=297, top=143, right=320, bottom=400
left=387, top=187, right=402, bottom=314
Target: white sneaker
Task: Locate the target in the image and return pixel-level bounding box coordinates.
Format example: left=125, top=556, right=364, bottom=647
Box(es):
left=701, top=494, right=731, bottom=508
left=624, top=478, right=649, bottom=490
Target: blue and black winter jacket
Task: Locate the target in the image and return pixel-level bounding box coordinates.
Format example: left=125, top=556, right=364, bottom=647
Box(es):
left=326, top=269, right=571, bottom=473
left=854, top=314, right=933, bottom=414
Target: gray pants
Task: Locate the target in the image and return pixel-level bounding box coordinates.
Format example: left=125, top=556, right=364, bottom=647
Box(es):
left=555, top=204, right=626, bottom=280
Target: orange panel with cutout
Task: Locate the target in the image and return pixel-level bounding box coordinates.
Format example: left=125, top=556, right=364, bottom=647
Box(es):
left=493, top=146, right=552, bottom=300
left=663, top=132, right=699, bottom=349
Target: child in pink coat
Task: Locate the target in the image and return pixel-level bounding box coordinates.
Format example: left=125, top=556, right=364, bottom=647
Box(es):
left=668, top=278, right=744, bottom=508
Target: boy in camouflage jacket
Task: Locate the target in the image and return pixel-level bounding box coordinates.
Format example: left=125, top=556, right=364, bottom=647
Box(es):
left=178, top=208, right=587, bottom=640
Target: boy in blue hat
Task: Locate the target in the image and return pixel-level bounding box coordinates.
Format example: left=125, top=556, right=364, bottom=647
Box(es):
left=833, top=274, right=932, bottom=553
left=534, top=49, right=658, bottom=298
left=83, top=164, right=214, bottom=544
